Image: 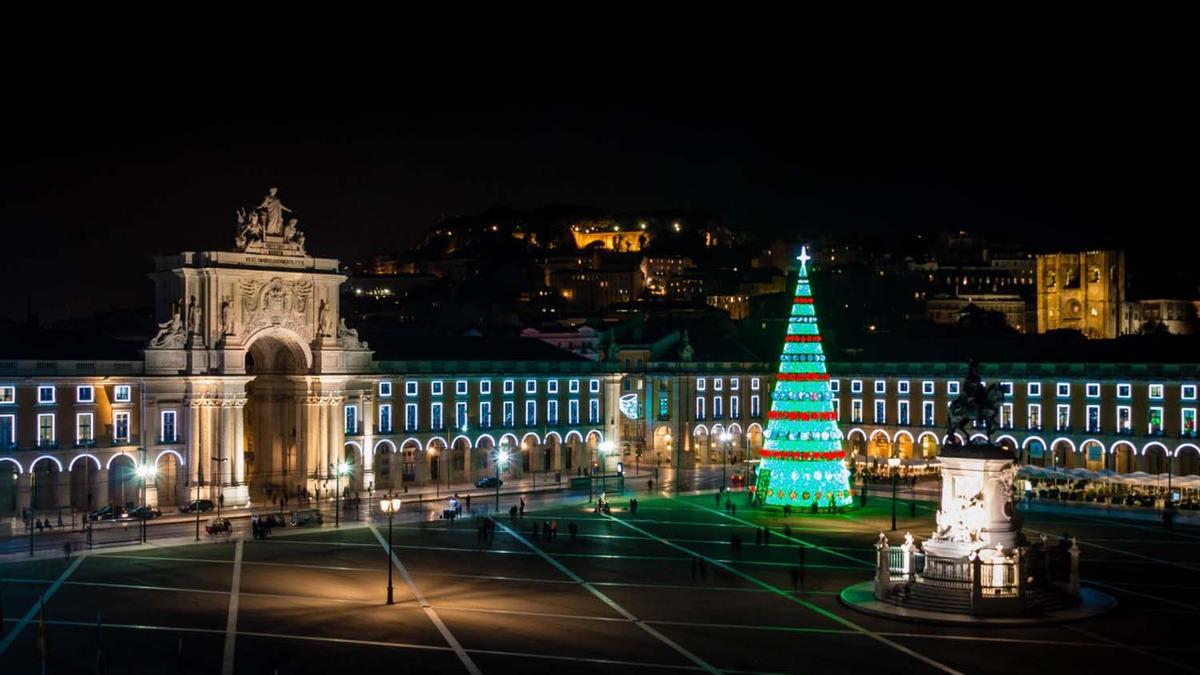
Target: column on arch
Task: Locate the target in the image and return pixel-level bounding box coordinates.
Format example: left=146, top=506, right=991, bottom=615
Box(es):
left=233, top=398, right=246, bottom=486
left=187, top=402, right=201, bottom=487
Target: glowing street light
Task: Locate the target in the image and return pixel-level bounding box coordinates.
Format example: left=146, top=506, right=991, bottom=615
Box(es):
left=888, top=455, right=902, bottom=531
left=134, top=463, right=157, bottom=543
left=378, top=497, right=402, bottom=605
left=719, top=431, right=732, bottom=492
left=494, top=445, right=511, bottom=511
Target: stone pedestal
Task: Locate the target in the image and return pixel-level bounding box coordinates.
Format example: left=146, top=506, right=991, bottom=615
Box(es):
left=923, top=444, right=1020, bottom=559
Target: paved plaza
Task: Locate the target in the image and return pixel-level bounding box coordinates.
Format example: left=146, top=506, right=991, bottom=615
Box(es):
left=1, top=491, right=1198, bottom=674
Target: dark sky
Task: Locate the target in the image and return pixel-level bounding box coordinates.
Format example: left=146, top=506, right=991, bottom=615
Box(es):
left=2, top=64, right=1193, bottom=320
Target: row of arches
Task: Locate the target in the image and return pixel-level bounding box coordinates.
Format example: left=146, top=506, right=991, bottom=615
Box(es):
left=841, top=427, right=1200, bottom=476
left=688, top=423, right=764, bottom=464
left=0, top=450, right=187, bottom=514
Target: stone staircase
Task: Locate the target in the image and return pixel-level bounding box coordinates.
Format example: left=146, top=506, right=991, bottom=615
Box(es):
left=883, top=580, right=972, bottom=613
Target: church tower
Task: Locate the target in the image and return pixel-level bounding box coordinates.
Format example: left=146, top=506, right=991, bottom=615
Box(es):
left=1035, top=250, right=1124, bottom=339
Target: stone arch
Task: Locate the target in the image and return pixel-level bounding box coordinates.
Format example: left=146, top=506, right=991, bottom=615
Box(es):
left=343, top=440, right=363, bottom=463
left=917, top=431, right=940, bottom=458
left=868, top=429, right=890, bottom=458
left=451, top=434, right=472, bottom=482
left=1050, top=438, right=1075, bottom=469
left=0, top=456, right=22, bottom=474
left=693, top=425, right=710, bottom=463
left=0, top=458, right=20, bottom=514
left=894, top=430, right=915, bottom=459
left=1023, top=436, right=1047, bottom=466
left=1112, top=440, right=1136, bottom=474
left=747, top=423, right=764, bottom=456
left=543, top=432, right=561, bottom=473
left=475, top=434, right=496, bottom=475
left=652, top=426, right=673, bottom=463
left=1143, top=441, right=1170, bottom=474
left=846, top=428, right=868, bottom=458
left=106, top=452, right=137, bottom=509
left=426, top=436, right=448, bottom=484
left=29, top=455, right=63, bottom=510
left=154, top=449, right=184, bottom=506
left=1080, top=439, right=1106, bottom=471
left=242, top=327, right=313, bottom=375
left=1177, top=444, right=1200, bottom=477
left=562, top=431, right=581, bottom=471
left=994, top=435, right=1018, bottom=453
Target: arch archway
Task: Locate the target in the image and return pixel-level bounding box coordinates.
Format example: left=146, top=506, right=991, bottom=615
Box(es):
left=894, top=431, right=914, bottom=459
left=1050, top=438, right=1075, bottom=469
left=1177, top=444, right=1200, bottom=477
left=563, top=431, right=582, bottom=471
left=476, top=434, right=496, bottom=477
left=652, top=426, right=673, bottom=464
left=1081, top=439, right=1106, bottom=471
left=427, top=437, right=448, bottom=484
left=917, top=432, right=940, bottom=458
left=30, top=455, right=63, bottom=511
left=1144, top=442, right=1170, bottom=475
left=0, top=458, right=20, bottom=514
left=242, top=329, right=312, bottom=501
left=1112, top=441, right=1136, bottom=474
left=154, top=450, right=184, bottom=506
left=995, top=435, right=1018, bottom=454
left=107, top=453, right=137, bottom=509
left=693, top=426, right=709, bottom=465
left=544, top=432, right=561, bottom=473
left=747, top=423, right=764, bottom=456
left=869, top=430, right=890, bottom=458
left=69, top=454, right=102, bottom=511
left=1023, top=436, right=1046, bottom=467
left=846, top=428, right=867, bottom=458
left=452, top=435, right=473, bottom=482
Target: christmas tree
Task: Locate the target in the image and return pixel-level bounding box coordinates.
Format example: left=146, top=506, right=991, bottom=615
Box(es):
left=756, top=246, right=854, bottom=509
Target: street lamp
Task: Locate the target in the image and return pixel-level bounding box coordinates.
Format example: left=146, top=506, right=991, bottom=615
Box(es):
left=135, top=464, right=157, bottom=544
left=598, top=441, right=614, bottom=497
left=334, top=460, right=351, bottom=528
left=719, top=431, right=732, bottom=491
left=494, top=445, right=510, bottom=511
left=888, top=456, right=902, bottom=531
left=378, top=497, right=402, bottom=605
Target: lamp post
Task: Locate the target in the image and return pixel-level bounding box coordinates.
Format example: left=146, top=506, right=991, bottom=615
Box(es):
left=194, top=470, right=202, bottom=542
left=334, top=461, right=351, bottom=528
left=429, top=448, right=440, bottom=499
left=212, top=457, right=228, bottom=520
left=719, top=431, right=732, bottom=491
left=378, top=497, right=401, bottom=605
left=135, top=464, right=157, bottom=544
left=598, top=441, right=614, bottom=496
left=494, top=444, right=510, bottom=512
left=888, top=456, right=901, bottom=531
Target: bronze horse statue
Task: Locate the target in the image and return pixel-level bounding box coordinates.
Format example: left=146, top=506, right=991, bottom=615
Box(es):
left=945, top=361, right=1006, bottom=444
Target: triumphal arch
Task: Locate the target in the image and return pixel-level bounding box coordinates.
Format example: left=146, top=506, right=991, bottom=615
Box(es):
left=142, top=189, right=373, bottom=506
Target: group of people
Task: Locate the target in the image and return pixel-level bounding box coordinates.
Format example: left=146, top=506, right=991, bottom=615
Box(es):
left=530, top=519, right=559, bottom=541
left=23, top=509, right=63, bottom=532
left=250, top=513, right=280, bottom=539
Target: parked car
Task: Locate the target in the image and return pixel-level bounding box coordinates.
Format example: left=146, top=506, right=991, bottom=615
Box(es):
left=476, top=476, right=502, bottom=488
left=88, top=505, right=119, bottom=521
left=290, top=508, right=323, bottom=527
left=179, top=499, right=215, bottom=513
left=126, top=505, right=163, bottom=520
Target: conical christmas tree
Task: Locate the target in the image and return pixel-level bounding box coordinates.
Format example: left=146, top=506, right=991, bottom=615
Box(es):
left=756, top=246, right=854, bottom=509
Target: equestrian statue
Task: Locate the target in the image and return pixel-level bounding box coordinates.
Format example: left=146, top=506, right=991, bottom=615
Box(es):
left=944, top=359, right=1006, bottom=445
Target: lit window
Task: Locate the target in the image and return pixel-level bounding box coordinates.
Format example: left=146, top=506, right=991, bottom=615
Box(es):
left=696, top=397, right=706, bottom=420
left=405, top=403, right=418, bottom=431
left=874, top=380, right=886, bottom=394
left=730, top=378, right=740, bottom=391
left=548, top=380, right=559, bottom=394
left=0, top=414, right=15, bottom=445
left=161, top=410, right=177, bottom=442
left=113, top=411, right=130, bottom=442
left=480, top=401, right=493, bottom=428
left=751, top=378, right=760, bottom=391
left=76, top=385, right=94, bottom=403
left=38, top=386, right=55, bottom=404
left=1182, top=408, right=1197, bottom=437
left=431, top=381, right=444, bottom=396
left=1085, top=383, right=1100, bottom=398
left=456, top=402, right=468, bottom=430
left=503, top=401, right=514, bottom=427
left=405, top=381, right=418, bottom=397
left=922, top=381, right=934, bottom=395
left=456, top=380, right=468, bottom=395
left=897, top=400, right=909, bottom=425
left=713, top=396, right=723, bottom=419
left=0, top=386, right=14, bottom=404
left=874, top=400, right=885, bottom=424
left=379, top=381, right=392, bottom=397
left=547, top=400, right=558, bottom=424
left=480, top=380, right=492, bottom=395
left=1149, top=406, right=1164, bottom=435
left=1000, top=403, right=1013, bottom=429
left=569, top=379, right=580, bottom=393
left=1116, top=405, right=1131, bottom=433
left=897, top=380, right=909, bottom=395
left=850, top=380, right=863, bottom=394
left=1182, top=385, right=1197, bottom=401
left=947, top=381, right=960, bottom=395
left=1055, top=404, right=1070, bottom=431
left=1028, top=382, right=1041, bottom=398
left=589, top=379, right=600, bottom=394
left=1149, top=384, right=1164, bottom=400
left=730, top=396, right=740, bottom=418
left=526, top=380, right=537, bottom=394
left=1086, top=405, right=1100, bottom=432
left=1000, top=382, right=1013, bottom=396
left=504, top=380, right=515, bottom=394
left=431, top=402, right=444, bottom=430
left=344, top=405, right=359, bottom=433
left=114, top=385, right=131, bottom=402
left=379, top=404, right=392, bottom=432
left=589, top=399, right=600, bottom=423
left=697, top=378, right=706, bottom=392
left=77, top=412, right=94, bottom=444
left=569, top=399, right=580, bottom=424
left=851, top=399, right=863, bottom=423
left=1056, top=383, right=1070, bottom=398
left=750, top=395, right=761, bottom=417
left=830, top=379, right=840, bottom=393
left=1027, top=404, right=1041, bottom=430
left=38, top=413, right=55, bottom=445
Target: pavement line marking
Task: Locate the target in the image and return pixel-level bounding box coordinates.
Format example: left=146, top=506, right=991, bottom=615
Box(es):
left=431, top=604, right=630, bottom=623
left=677, top=498, right=875, bottom=569
left=494, top=519, right=723, bottom=675
left=603, top=512, right=964, bottom=675
left=1066, top=625, right=1200, bottom=673
left=221, top=538, right=244, bottom=675
left=370, top=525, right=482, bottom=675
left=1081, top=579, right=1200, bottom=611
left=0, top=553, right=85, bottom=656
left=1026, top=527, right=1200, bottom=573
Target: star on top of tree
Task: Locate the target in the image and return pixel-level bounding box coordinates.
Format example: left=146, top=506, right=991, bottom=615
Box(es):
left=797, top=245, right=811, bottom=269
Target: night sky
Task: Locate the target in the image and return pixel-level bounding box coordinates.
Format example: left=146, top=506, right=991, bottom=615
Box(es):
left=2, top=72, right=1192, bottom=321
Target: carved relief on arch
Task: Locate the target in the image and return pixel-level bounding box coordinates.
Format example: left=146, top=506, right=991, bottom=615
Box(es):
left=240, top=276, right=314, bottom=341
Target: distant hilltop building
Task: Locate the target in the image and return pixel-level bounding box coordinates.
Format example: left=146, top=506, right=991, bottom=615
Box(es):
left=570, top=220, right=649, bottom=252
left=1036, top=251, right=1125, bottom=338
